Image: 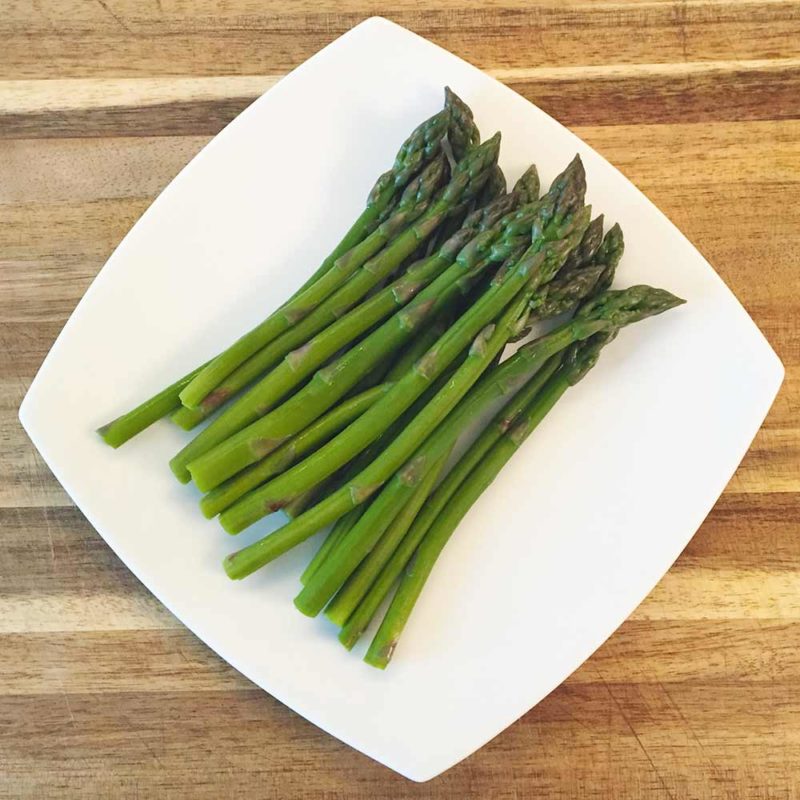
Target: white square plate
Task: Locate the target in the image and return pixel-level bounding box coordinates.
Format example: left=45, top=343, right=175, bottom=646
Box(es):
left=20, top=17, right=783, bottom=781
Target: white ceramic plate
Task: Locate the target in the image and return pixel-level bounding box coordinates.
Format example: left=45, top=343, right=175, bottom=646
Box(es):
left=20, top=17, right=783, bottom=782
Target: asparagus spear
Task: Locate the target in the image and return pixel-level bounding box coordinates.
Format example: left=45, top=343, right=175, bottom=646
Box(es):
left=324, top=451, right=449, bottom=628
left=214, top=203, right=588, bottom=520
left=444, top=87, right=480, bottom=161
left=220, top=231, right=584, bottom=572
left=212, top=195, right=589, bottom=510
left=512, top=222, right=624, bottom=342
left=363, top=333, right=617, bottom=668
left=97, top=363, right=206, bottom=448
left=337, top=352, right=563, bottom=647
left=179, top=153, right=449, bottom=409
left=170, top=207, right=468, bottom=434
left=283, top=483, right=326, bottom=520
left=173, top=178, right=499, bottom=433
left=289, top=283, right=544, bottom=614
left=209, top=317, right=426, bottom=521
left=173, top=252, right=490, bottom=485
left=168, top=145, right=505, bottom=483
left=180, top=159, right=582, bottom=488
left=300, top=507, right=362, bottom=586
left=423, top=165, right=507, bottom=262
left=174, top=181, right=523, bottom=437
left=365, top=284, right=684, bottom=667
left=99, top=105, right=454, bottom=442
left=222, top=283, right=682, bottom=580
left=298, top=322, right=461, bottom=584
left=179, top=133, right=500, bottom=410
left=292, top=257, right=573, bottom=618
left=301, top=334, right=472, bottom=515
left=559, top=213, right=605, bottom=275
left=198, top=382, right=390, bottom=519
left=512, top=164, right=542, bottom=205
left=184, top=219, right=517, bottom=491
left=173, top=221, right=518, bottom=486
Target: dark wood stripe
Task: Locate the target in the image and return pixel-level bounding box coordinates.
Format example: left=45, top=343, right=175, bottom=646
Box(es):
left=0, top=683, right=797, bottom=797
left=2, top=3, right=800, bottom=78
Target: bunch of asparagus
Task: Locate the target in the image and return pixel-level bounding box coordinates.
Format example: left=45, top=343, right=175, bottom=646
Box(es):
left=98, top=89, right=684, bottom=668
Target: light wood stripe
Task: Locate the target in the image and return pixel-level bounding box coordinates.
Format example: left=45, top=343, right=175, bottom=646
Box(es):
left=2, top=57, right=798, bottom=113
left=3, top=3, right=799, bottom=79
left=1, top=56, right=798, bottom=137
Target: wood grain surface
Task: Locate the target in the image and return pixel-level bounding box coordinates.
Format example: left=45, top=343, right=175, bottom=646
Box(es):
left=2, top=2, right=799, bottom=798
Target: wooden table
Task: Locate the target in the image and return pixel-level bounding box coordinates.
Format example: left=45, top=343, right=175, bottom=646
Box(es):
left=2, top=3, right=799, bottom=797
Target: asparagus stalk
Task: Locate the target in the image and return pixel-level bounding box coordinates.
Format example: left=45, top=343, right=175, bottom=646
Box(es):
left=100, top=104, right=454, bottom=443
left=512, top=163, right=543, bottom=205
left=335, top=353, right=564, bottom=644
left=175, top=169, right=533, bottom=433
left=365, top=285, right=684, bottom=668
left=222, top=283, right=682, bottom=580
left=558, top=213, right=605, bottom=275
left=179, top=132, right=500, bottom=410
left=183, top=228, right=509, bottom=492
left=293, top=277, right=569, bottom=618
left=218, top=204, right=589, bottom=529
left=171, top=232, right=463, bottom=434
left=325, top=451, right=449, bottom=628
left=220, top=244, right=576, bottom=574
left=174, top=251, right=492, bottom=486
left=283, top=483, right=325, bottom=520
left=363, top=334, right=616, bottom=668
left=169, top=158, right=448, bottom=430
left=300, top=507, right=363, bottom=586
left=198, top=382, right=390, bottom=519
left=365, top=368, right=571, bottom=668
left=297, top=325, right=463, bottom=584
left=181, top=159, right=583, bottom=489
left=97, top=363, right=206, bottom=448
left=179, top=154, right=448, bottom=409
left=168, top=144, right=505, bottom=483
left=325, top=344, right=563, bottom=632
left=289, top=284, right=542, bottom=614
left=217, top=310, right=428, bottom=518
left=423, top=166, right=506, bottom=262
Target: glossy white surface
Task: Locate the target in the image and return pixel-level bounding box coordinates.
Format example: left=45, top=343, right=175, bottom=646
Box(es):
left=20, top=17, right=783, bottom=782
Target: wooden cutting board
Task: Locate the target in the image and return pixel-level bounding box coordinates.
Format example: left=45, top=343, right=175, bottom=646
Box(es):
left=1, top=3, right=798, bottom=797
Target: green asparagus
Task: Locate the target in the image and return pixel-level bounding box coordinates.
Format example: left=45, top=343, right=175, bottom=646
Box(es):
left=181, top=159, right=582, bottom=490
left=97, top=363, right=206, bottom=448
left=179, top=132, right=500, bottom=410
left=100, top=103, right=455, bottom=443
left=198, top=382, right=389, bottom=519
left=222, top=282, right=682, bottom=580
left=218, top=204, right=590, bottom=532
left=364, top=332, right=620, bottom=668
